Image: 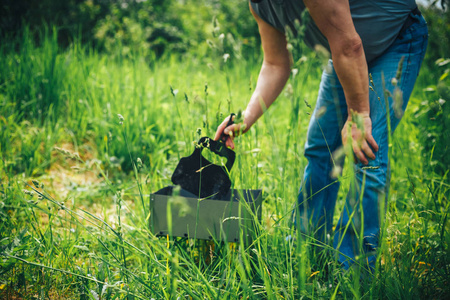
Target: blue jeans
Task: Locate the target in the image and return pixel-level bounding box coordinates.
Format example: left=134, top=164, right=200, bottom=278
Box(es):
left=294, top=13, right=428, bottom=270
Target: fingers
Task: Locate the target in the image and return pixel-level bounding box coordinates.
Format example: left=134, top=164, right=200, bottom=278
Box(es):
left=214, top=117, right=237, bottom=149
left=365, top=132, right=379, bottom=152
left=226, top=137, right=235, bottom=149
left=222, top=124, right=237, bottom=147
left=352, top=139, right=374, bottom=165
left=342, top=120, right=378, bottom=165
left=214, top=114, right=248, bottom=149
left=214, top=116, right=232, bottom=141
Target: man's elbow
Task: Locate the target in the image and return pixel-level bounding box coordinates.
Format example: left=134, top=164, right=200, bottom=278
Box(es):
left=263, top=58, right=291, bottom=77
left=332, top=35, right=364, bottom=58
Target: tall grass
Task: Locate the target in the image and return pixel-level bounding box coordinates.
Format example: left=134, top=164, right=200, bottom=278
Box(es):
left=1, top=28, right=449, bottom=299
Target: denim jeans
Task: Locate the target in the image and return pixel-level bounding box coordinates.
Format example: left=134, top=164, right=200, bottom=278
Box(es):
left=294, top=13, right=428, bottom=270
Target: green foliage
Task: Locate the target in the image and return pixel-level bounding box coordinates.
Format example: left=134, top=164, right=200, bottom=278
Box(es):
left=92, top=0, right=260, bottom=59
left=93, top=0, right=186, bottom=58
left=1, top=4, right=450, bottom=299
left=5, top=27, right=67, bottom=122
left=0, top=0, right=103, bottom=46
left=421, top=3, right=450, bottom=74
left=0, top=0, right=259, bottom=60
left=415, top=59, right=450, bottom=181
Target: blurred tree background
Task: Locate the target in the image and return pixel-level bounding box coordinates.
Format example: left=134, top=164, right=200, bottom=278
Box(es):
left=1, top=0, right=447, bottom=63
left=0, top=0, right=260, bottom=59
left=1, top=0, right=448, bottom=63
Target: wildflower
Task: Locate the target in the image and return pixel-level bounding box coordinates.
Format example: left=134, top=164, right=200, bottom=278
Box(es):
left=117, top=114, right=124, bottom=125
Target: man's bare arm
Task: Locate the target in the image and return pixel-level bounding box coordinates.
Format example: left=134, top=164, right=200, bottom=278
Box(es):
left=214, top=3, right=291, bottom=148
left=304, top=0, right=378, bottom=164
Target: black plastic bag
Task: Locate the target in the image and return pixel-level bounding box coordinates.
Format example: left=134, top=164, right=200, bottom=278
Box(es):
left=171, top=136, right=235, bottom=199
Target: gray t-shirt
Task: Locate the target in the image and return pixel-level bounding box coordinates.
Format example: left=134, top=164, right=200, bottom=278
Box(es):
left=250, top=0, right=417, bottom=62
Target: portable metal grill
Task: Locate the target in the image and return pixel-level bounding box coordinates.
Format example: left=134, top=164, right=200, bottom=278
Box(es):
left=150, top=187, right=262, bottom=243
left=150, top=114, right=262, bottom=243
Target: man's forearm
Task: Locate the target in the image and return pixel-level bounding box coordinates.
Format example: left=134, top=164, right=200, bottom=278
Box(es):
left=243, top=61, right=291, bottom=130
left=304, top=0, right=370, bottom=117
left=331, top=37, right=370, bottom=117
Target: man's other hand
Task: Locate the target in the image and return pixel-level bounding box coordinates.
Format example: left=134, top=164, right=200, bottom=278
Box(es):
left=341, top=112, right=379, bottom=165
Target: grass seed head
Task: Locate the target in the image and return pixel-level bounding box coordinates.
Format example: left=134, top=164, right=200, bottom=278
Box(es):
left=391, top=77, right=398, bottom=86
left=32, top=180, right=40, bottom=188
left=330, top=166, right=342, bottom=179
left=316, top=106, right=327, bottom=118
left=117, top=114, right=124, bottom=125
left=369, top=73, right=375, bottom=87
left=393, top=87, right=404, bottom=119
left=22, top=189, right=35, bottom=197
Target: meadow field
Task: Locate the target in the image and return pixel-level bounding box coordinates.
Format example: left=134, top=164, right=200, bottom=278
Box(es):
left=1, top=22, right=449, bottom=299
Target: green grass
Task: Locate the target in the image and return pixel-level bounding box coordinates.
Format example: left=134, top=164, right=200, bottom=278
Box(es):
left=1, top=29, right=449, bottom=299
